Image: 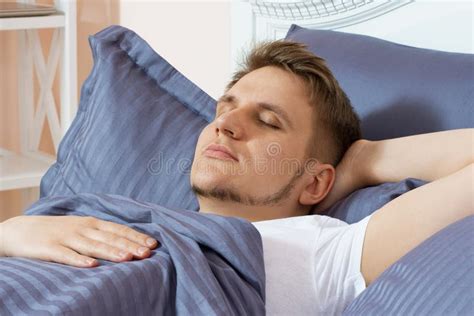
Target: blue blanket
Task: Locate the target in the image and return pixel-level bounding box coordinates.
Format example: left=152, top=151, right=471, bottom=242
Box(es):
left=0, top=194, right=265, bottom=315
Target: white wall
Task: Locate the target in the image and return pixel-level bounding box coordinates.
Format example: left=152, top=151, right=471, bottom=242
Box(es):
left=338, top=0, right=474, bottom=54
left=120, top=0, right=233, bottom=99
left=119, top=0, right=473, bottom=100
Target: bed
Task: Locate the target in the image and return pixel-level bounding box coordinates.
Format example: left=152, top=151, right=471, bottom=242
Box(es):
left=1, top=0, right=473, bottom=315
left=229, top=1, right=473, bottom=314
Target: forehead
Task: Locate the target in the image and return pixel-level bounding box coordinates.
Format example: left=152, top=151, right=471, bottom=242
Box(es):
left=225, top=66, right=313, bottom=125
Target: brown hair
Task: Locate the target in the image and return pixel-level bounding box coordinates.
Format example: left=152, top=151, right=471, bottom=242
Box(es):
left=226, top=40, right=361, bottom=166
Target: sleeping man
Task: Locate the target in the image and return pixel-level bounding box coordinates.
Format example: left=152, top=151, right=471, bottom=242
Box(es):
left=0, top=40, right=472, bottom=314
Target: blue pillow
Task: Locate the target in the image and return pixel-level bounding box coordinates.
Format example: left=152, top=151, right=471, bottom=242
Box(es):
left=39, top=25, right=437, bottom=221
left=285, top=25, right=474, bottom=140
left=343, top=215, right=474, bottom=315
left=326, top=178, right=427, bottom=223
left=40, top=25, right=215, bottom=211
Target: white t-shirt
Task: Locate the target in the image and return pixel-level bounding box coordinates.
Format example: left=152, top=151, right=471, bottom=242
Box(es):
left=252, top=214, right=373, bottom=315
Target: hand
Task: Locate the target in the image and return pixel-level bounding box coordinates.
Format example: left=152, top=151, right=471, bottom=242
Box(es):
left=0, top=215, right=158, bottom=268
left=314, top=139, right=372, bottom=214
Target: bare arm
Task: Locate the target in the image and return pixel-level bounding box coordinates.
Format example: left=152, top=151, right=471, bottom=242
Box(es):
left=313, top=128, right=474, bottom=285
left=363, top=128, right=473, bottom=184
left=315, top=128, right=474, bottom=212
left=362, top=162, right=473, bottom=285
left=360, top=129, right=473, bottom=285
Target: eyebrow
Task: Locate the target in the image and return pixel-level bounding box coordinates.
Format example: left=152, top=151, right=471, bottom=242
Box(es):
left=217, top=94, right=294, bottom=129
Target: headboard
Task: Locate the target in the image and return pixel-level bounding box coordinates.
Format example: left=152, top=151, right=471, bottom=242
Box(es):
left=230, top=0, right=473, bottom=73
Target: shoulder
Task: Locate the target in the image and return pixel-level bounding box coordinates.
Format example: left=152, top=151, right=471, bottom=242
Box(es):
left=252, top=214, right=347, bottom=230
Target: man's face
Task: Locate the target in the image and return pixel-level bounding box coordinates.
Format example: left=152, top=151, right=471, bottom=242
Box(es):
left=190, top=66, right=315, bottom=207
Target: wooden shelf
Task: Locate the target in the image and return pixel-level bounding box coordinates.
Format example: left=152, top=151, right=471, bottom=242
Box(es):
left=0, top=1, right=76, bottom=213
left=0, top=13, right=64, bottom=31
left=0, top=150, right=55, bottom=191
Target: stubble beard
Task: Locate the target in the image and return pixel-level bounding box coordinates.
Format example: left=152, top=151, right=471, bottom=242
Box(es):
left=191, top=166, right=305, bottom=207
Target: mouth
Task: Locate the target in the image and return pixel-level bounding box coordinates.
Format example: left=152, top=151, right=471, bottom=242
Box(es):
left=203, top=143, right=239, bottom=162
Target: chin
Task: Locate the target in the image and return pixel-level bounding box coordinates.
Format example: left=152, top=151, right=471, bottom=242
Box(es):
left=193, top=156, right=238, bottom=174
left=191, top=169, right=231, bottom=190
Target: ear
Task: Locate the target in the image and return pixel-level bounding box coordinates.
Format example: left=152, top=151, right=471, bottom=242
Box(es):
left=298, top=163, right=336, bottom=206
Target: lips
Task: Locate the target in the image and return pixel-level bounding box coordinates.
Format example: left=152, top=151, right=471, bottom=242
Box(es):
left=203, top=144, right=238, bottom=162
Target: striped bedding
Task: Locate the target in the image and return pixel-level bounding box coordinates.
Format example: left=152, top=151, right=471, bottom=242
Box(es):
left=0, top=194, right=265, bottom=315
left=344, top=215, right=474, bottom=315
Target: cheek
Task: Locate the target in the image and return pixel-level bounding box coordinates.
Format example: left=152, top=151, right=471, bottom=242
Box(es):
left=255, top=137, right=293, bottom=160
left=264, top=141, right=285, bottom=159
left=246, top=140, right=285, bottom=175
left=258, top=140, right=305, bottom=176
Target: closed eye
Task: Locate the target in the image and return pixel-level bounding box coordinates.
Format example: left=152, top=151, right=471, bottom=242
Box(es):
left=259, top=119, right=280, bottom=130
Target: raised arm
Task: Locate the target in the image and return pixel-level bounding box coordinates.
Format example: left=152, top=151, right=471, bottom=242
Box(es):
left=315, top=128, right=473, bottom=212
left=362, top=128, right=473, bottom=184
left=362, top=160, right=473, bottom=285
left=319, top=128, right=473, bottom=285
left=361, top=129, right=473, bottom=285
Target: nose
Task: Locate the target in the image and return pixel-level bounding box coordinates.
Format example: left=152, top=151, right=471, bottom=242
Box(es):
left=215, top=110, right=244, bottom=139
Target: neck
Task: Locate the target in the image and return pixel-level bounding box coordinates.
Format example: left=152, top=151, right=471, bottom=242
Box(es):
left=198, top=197, right=310, bottom=222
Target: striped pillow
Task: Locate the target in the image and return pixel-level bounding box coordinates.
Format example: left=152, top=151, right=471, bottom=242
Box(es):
left=40, top=25, right=216, bottom=211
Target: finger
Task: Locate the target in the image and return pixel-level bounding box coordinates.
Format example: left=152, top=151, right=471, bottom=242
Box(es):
left=80, top=227, right=151, bottom=259
left=47, top=246, right=99, bottom=268
left=92, top=219, right=158, bottom=249
left=64, top=235, right=133, bottom=263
